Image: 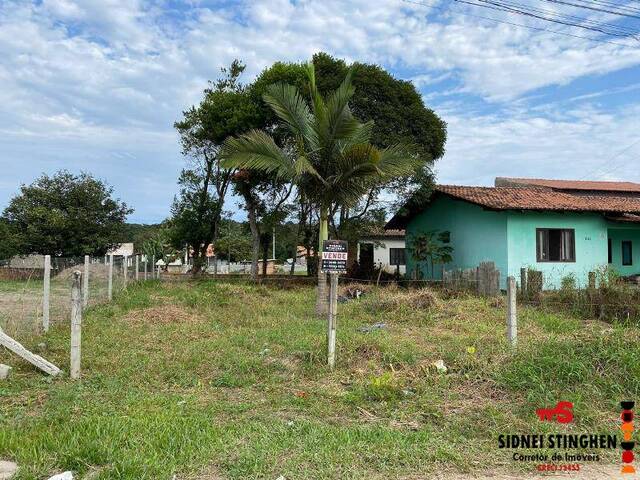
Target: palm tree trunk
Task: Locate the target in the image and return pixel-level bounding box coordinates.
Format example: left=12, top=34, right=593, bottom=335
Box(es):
left=316, top=206, right=329, bottom=316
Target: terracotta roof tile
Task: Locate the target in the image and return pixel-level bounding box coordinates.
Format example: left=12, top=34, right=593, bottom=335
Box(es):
left=437, top=185, right=640, bottom=212
left=495, top=177, right=640, bottom=192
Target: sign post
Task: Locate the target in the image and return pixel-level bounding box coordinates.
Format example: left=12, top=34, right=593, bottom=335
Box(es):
left=321, top=240, right=348, bottom=369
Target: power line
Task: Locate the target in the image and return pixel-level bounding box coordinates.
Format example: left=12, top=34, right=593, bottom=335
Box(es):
left=402, top=0, right=640, bottom=47
left=578, top=138, right=640, bottom=180
left=454, top=0, right=640, bottom=39
left=541, top=0, right=640, bottom=20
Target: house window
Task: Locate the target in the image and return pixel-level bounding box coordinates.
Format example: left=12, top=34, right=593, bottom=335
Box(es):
left=389, top=248, right=406, bottom=266
left=536, top=228, right=575, bottom=262
left=608, top=239, right=612, bottom=264
left=622, top=241, right=633, bottom=266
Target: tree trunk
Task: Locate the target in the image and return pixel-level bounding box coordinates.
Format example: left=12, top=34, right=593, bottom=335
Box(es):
left=262, top=238, right=269, bottom=276
left=243, top=192, right=260, bottom=282
left=316, top=206, right=329, bottom=316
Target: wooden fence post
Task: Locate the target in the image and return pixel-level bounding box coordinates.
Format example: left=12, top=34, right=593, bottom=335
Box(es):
left=507, top=276, right=517, bottom=348
left=108, top=254, right=114, bottom=301
left=520, top=267, right=527, bottom=300
left=327, top=273, right=338, bottom=369
left=42, top=255, right=51, bottom=333
left=135, top=255, right=139, bottom=281
left=70, top=271, right=82, bottom=379
left=83, top=255, right=89, bottom=308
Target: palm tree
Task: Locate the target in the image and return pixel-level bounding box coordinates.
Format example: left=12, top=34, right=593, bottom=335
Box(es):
left=222, top=63, right=421, bottom=314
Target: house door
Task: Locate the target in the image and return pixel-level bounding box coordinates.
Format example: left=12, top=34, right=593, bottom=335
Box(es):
left=359, top=243, right=374, bottom=270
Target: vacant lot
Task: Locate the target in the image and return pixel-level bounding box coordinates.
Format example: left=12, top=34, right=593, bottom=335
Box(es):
left=1, top=280, right=639, bottom=479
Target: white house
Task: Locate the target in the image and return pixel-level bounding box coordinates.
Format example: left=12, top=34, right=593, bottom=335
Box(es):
left=357, top=230, right=406, bottom=275
left=106, top=243, right=134, bottom=257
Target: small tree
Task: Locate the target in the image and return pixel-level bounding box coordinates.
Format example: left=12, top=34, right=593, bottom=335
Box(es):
left=2, top=171, right=131, bottom=256
left=407, top=230, right=453, bottom=280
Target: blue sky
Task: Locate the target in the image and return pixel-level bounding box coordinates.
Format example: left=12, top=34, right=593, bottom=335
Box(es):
left=1, top=0, right=639, bottom=223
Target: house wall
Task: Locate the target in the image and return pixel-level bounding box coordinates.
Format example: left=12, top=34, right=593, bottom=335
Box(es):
left=358, top=238, right=407, bottom=274
left=406, top=196, right=508, bottom=283
left=506, top=211, right=609, bottom=288
left=607, top=225, right=640, bottom=277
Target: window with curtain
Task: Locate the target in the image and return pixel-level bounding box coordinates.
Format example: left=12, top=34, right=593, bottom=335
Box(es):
left=536, top=228, right=575, bottom=262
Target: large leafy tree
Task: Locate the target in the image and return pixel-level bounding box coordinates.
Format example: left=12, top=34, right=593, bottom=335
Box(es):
left=172, top=60, right=260, bottom=273
left=0, top=219, right=20, bottom=260
left=249, top=53, right=447, bottom=264
left=222, top=63, right=421, bottom=313
left=2, top=171, right=131, bottom=257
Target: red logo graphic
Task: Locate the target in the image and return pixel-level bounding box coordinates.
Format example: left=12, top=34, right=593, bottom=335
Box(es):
left=536, top=401, right=574, bottom=424
left=621, top=401, right=635, bottom=474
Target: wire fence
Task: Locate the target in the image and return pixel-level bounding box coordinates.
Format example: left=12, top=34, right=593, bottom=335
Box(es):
left=0, top=254, right=159, bottom=340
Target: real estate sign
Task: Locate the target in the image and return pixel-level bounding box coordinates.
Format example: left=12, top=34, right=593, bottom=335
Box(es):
left=321, top=240, right=348, bottom=273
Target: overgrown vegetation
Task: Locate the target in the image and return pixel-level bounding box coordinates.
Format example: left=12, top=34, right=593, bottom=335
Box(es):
left=1, top=281, right=637, bottom=479
left=527, top=267, right=640, bottom=324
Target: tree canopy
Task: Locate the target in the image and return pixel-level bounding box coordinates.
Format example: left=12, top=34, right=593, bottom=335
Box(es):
left=2, top=171, right=131, bottom=257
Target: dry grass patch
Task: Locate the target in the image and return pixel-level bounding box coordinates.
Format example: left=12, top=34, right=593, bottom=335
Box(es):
left=365, top=286, right=439, bottom=312
left=123, top=304, right=203, bottom=324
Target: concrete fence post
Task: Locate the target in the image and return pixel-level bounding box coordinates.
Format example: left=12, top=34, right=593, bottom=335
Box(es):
left=83, top=255, right=89, bottom=308
left=327, top=273, right=338, bottom=369
left=42, top=255, right=51, bottom=333
left=108, top=255, right=114, bottom=301
left=152, top=255, right=156, bottom=279
left=144, top=258, right=148, bottom=280
left=70, top=271, right=82, bottom=379
left=135, top=255, right=139, bottom=281
left=123, top=255, right=128, bottom=289
left=507, top=276, right=517, bottom=348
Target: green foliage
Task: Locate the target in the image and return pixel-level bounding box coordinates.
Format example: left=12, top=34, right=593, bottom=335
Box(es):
left=223, top=61, right=422, bottom=230
left=141, top=230, right=173, bottom=265
left=2, top=170, right=131, bottom=256
left=172, top=60, right=261, bottom=272
left=215, top=219, right=253, bottom=262
left=407, top=230, right=453, bottom=278
left=119, top=223, right=164, bottom=249
left=0, top=218, right=20, bottom=260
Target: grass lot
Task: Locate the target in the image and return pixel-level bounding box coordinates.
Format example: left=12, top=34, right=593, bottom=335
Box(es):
left=1, top=280, right=639, bottom=479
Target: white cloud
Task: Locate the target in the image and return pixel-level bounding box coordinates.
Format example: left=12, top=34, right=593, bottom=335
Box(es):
left=0, top=0, right=639, bottom=221
left=437, top=102, right=640, bottom=187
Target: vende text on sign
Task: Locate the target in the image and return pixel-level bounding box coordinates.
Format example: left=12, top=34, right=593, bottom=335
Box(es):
left=321, top=240, right=348, bottom=273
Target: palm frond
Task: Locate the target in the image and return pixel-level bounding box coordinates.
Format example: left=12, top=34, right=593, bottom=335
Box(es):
left=337, top=121, right=373, bottom=152
left=305, top=62, right=328, bottom=148
left=221, top=130, right=296, bottom=179
left=375, top=143, right=422, bottom=177
left=326, top=69, right=360, bottom=142
left=263, top=83, right=315, bottom=145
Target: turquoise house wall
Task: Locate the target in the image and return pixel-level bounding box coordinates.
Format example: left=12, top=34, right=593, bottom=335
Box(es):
left=607, top=224, right=640, bottom=277
left=405, top=196, right=508, bottom=283
left=506, top=212, right=609, bottom=288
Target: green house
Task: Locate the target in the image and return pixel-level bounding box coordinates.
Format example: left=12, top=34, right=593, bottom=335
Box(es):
left=386, top=178, right=640, bottom=288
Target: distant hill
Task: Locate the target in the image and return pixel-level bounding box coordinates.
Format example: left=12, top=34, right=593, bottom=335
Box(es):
left=119, top=223, right=164, bottom=246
